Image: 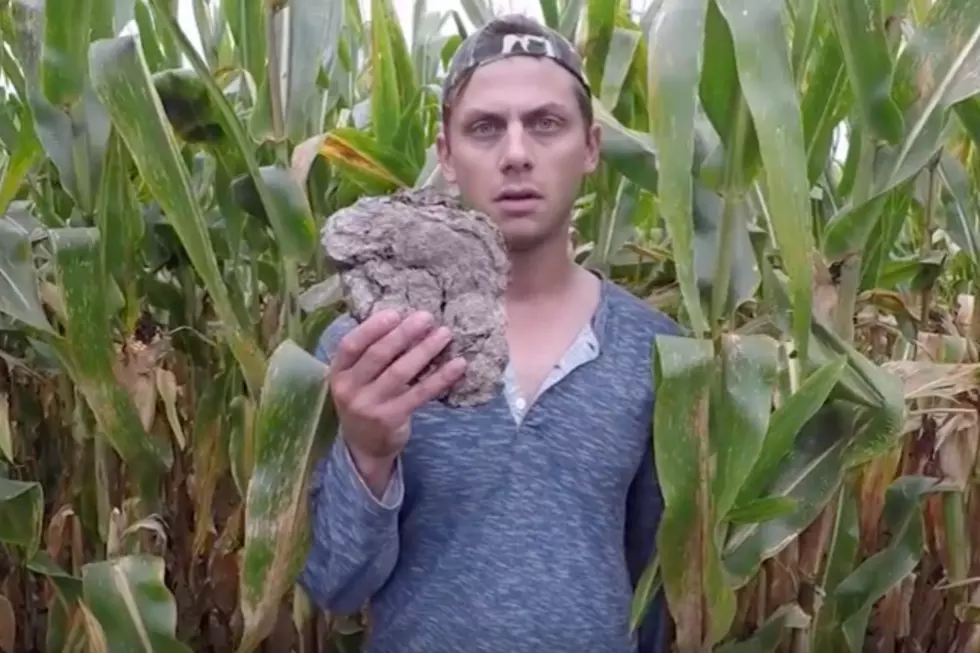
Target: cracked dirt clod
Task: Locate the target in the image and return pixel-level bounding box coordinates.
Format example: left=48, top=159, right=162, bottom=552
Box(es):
left=321, top=188, right=510, bottom=407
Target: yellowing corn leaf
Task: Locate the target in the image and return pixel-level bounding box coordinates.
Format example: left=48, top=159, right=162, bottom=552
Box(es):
left=652, top=334, right=729, bottom=651
left=237, top=340, right=332, bottom=653
left=298, top=127, right=418, bottom=192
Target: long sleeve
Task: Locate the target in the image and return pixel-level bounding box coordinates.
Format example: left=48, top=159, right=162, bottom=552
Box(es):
left=297, top=315, right=405, bottom=614
left=625, top=443, right=671, bottom=653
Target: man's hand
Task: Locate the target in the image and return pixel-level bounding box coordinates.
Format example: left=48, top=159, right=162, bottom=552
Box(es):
left=329, top=309, right=466, bottom=495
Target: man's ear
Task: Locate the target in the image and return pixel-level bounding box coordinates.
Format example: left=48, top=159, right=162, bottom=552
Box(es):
left=584, top=122, right=602, bottom=174
left=436, top=130, right=457, bottom=184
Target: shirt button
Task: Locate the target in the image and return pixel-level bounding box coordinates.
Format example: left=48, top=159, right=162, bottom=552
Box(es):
left=515, top=398, right=526, bottom=411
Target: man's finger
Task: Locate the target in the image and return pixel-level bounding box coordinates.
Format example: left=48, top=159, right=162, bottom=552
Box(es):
left=370, top=325, right=453, bottom=398
left=330, top=309, right=402, bottom=372
left=389, top=357, right=467, bottom=415
left=348, top=311, right=437, bottom=385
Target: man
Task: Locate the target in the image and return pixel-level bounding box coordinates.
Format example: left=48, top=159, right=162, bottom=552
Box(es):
left=299, top=13, right=682, bottom=653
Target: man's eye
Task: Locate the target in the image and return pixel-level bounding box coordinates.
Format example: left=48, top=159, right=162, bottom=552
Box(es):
left=470, top=121, right=498, bottom=135
left=536, top=116, right=562, bottom=131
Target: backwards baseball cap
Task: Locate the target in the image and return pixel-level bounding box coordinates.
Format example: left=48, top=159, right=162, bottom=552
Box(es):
left=441, top=14, right=591, bottom=108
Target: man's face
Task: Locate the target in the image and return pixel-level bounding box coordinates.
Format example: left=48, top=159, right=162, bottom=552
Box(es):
left=437, top=56, right=601, bottom=253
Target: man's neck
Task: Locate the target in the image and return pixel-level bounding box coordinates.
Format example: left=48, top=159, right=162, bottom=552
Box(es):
left=505, top=237, right=580, bottom=305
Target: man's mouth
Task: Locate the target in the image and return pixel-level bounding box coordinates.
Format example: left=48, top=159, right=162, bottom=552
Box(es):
left=493, top=187, right=543, bottom=216
left=494, top=186, right=542, bottom=202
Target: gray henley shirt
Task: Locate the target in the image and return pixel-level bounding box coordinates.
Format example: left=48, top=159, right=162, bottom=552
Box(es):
left=299, top=276, right=682, bottom=653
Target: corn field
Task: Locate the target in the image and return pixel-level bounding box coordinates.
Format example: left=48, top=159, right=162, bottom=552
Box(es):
left=1, top=0, right=980, bottom=650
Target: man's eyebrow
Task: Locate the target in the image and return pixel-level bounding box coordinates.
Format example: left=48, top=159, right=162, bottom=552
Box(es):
left=523, top=102, right=571, bottom=116
left=459, top=102, right=572, bottom=123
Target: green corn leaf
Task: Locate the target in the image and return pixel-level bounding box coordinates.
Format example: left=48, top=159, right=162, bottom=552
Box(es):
left=145, top=2, right=319, bottom=264
left=586, top=176, right=641, bottom=270
left=710, top=334, right=780, bottom=529
left=238, top=340, right=333, bottom=653
left=713, top=0, right=814, bottom=360
left=41, top=0, right=92, bottom=107
left=0, top=132, right=42, bottom=216
left=644, top=0, right=710, bottom=336
left=285, top=0, right=344, bottom=143
left=538, top=0, right=560, bottom=29
left=810, top=482, right=862, bottom=651
left=0, top=216, right=54, bottom=334
left=723, top=403, right=850, bottom=588
left=822, top=0, right=980, bottom=260
left=96, top=130, right=145, bottom=323
left=800, top=10, right=851, bottom=185
left=938, top=152, right=980, bottom=270
left=698, top=0, right=761, bottom=187
left=558, top=0, right=586, bottom=40
left=833, top=476, right=959, bottom=653
left=594, top=101, right=660, bottom=195
left=88, top=35, right=267, bottom=395
left=370, top=0, right=402, bottom=146
left=735, top=354, right=847, bottom=508
left=48, top=227, right=171, bottom=487
left=600, top=26, right=642, bottom=113
left=81, top=554, right=192, bottom=653
left=223, top=0, right=266, bottom=90
left=629, top=553, right=662, bottom=633
left=583, top=0, right=617, bottom=93
left=228, top=165, right=319, bottom=264
left=828, top=0, right=904, bottom=145
left=714, top=603, right=811, bottom=653
left=726, top=497, right=799, bottom=526
left=0, top=478, right=43, bottom=558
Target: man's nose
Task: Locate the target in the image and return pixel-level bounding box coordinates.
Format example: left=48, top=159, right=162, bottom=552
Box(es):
left=499, top=122, right=532, bottom=172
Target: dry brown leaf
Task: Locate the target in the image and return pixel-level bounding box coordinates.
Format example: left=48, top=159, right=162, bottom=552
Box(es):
left=45, top=504, right=76, bottom=560
left=882, top=361, right=980, bottom=402
left=811, top=254, right=838, bottom=324
left=155, top=368, right=185, bottom=449
left=260, top=296, right=281, bottom=347
left=0, top=595, right=14, bottom=653
left=956, top=294, right=975, bottom=329
left=937, top=421, right=979, bottom=489
left=112, top=335, right=171, bottom=432
left=0, top=393, right=12, bottom=463
left=78, top=603, right=108, bottom=653
left=857, top=446, right=903, bottom=554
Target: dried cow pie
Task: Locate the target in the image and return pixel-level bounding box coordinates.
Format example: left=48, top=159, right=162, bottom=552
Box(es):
left=320, top=188, right=510, bottom=407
